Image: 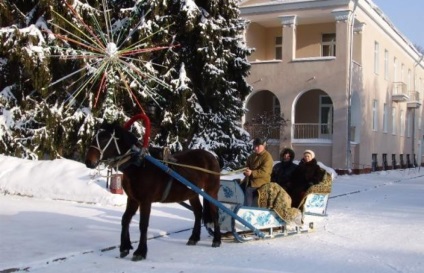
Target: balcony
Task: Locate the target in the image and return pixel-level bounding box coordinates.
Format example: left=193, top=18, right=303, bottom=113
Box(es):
left=407, top=91, right=421, bottom=109
left=391, top=82, right=408, bottom=102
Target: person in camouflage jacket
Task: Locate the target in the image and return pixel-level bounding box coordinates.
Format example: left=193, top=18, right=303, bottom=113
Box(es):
left=242, top=138, right=273, bottom=205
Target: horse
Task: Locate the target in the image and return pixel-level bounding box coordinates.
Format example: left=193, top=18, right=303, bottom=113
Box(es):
left=85, top=122, right=222, bottom=261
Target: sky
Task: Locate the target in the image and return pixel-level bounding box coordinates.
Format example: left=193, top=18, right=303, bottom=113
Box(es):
left=1, top=154, right=424, bottom=273
left=372, top=0, right=424, bottom=48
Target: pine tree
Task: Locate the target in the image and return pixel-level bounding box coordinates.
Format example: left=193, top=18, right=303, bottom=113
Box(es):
left=146, top=0, right=253, bottom=169
left=0, top=0, right=253, bottom=169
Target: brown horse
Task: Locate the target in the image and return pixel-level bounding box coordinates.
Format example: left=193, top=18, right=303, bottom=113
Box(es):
left=85, top=122, right=222, bottom=261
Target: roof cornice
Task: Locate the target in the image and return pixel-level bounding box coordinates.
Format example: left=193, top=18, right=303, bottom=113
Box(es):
left=240, top=0, right=351, bottom=15
left=360, top=0, right=422, bottom=64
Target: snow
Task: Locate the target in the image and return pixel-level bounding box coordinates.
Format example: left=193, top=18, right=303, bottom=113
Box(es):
left=1, top=154, right=424, bottom=273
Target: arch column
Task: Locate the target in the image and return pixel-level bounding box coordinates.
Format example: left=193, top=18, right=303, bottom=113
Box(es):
left=330, top=9, right=352, bottom=170
left=279, top=15, right=297, bottom=62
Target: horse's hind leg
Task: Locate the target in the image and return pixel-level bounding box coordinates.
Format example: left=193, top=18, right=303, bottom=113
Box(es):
left=203, top=199, right=221, bottom=247
left=187, top=197, right=202, bottom=245
left=120, top=198, right=138, bottom=258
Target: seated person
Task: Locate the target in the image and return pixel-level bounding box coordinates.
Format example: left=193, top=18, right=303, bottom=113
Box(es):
left=241, top=138, right=273, bottom=206
left=291, top=149, right=325, bottom=208
left=271, top=148, right=297, bottom=192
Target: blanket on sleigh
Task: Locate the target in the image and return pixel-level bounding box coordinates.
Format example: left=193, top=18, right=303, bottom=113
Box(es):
left=256, top=182, right=302, bottom=224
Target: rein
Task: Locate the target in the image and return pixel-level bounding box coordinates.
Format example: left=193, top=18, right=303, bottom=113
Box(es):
left=104, top=149, right=134, bottom=168
left=91, top=128, right=246, bottom=176
left=158, top=160, right=246, bottom=176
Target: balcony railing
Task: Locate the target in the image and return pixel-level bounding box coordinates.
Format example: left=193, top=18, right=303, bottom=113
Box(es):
left=246, top=123, right=333, bottom=140
left=244, top=124, right=280, bottom=140
left=293, top=123, right=333, bottom=140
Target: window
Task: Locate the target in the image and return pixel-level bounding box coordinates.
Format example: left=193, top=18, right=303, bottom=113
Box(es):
left=372, top=100, right=378, bottom=131
left=393, top=57, right=398, bottom=81
left=322, top=33, right=336, bottom=57
left=384, top=50, right=389, bottom=80
left=372, top=153, right=378, bottom=171
left=319, top=95, right=333, bottom=135
left=374, top=41, right=379, bottom=74
left=408, top=69, right=412, bottom=91
left=273, top=96, right=280, bottom=116
left=391, top=154, right=397, bottom=169
left=401, top=63, right=405, bottom=82
left=383, top=103, right=388, bottom=133
left=392, top=107, right=396, bottom=135
left=275, top=36, right=282, bottom=60
left=407, top=110, right=412, bottom=137
left=382, top=154, right=388, bottom=170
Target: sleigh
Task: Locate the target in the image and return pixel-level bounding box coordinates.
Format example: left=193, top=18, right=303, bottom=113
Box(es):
left=208, top=174, right=332, bottom=242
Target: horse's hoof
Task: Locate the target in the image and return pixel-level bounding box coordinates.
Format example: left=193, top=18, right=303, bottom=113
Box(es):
left=120, top=250, right=130, bottom=258
left=186, top=240, right=198, bottom=246
left=132, top=254, right=146, bottom=261
left=212, top=241, right=221, bottom=248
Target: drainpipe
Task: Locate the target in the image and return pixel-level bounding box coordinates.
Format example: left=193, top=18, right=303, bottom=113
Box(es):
left=412, top=54, right=424, bottom=166
left=346, top=0, right=359, bottom=172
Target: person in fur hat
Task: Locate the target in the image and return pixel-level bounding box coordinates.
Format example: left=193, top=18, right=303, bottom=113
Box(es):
left=242, top=138, right=273, bottom=206
left=291, top=149, right=325, bottom=208
left=271, top=147, right=297, bottom=192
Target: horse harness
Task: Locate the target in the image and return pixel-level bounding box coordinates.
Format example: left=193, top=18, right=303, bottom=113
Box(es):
left=90, top=128, right=243, bottom=201
left=90, top=128, right=144, bottom=170
left=90, top=129, right=179, bottom=201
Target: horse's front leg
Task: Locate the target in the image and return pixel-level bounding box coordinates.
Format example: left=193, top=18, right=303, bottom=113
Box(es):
left=132, top=202, right=152, bottom=261
left=187, top=197, right=202, bottom=245
left=120, top=198, right=138, bottom=258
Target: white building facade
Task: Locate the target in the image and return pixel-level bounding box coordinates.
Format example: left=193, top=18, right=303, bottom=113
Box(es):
left=240, top=0, right=424, bottom=173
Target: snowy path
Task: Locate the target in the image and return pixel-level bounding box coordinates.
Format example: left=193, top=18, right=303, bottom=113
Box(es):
left=1, top=168, right=424, bottom=273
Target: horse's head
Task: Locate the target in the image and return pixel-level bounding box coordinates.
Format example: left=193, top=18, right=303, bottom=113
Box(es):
left=85, top=122, right=139, bottom=169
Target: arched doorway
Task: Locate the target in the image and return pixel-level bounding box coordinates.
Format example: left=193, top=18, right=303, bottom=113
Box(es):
left=293, top=89, right=333, bottom=140
left=244, top=90, right=282, bottom=141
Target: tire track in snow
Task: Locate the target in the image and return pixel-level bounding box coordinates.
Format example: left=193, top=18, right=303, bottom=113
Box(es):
left=0, top=228, right=193, bottom=273
left=329, top=172, right=424, bottom=200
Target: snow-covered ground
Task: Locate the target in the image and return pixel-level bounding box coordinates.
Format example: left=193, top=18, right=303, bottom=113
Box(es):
left=1, top=154, right=423, bottom=273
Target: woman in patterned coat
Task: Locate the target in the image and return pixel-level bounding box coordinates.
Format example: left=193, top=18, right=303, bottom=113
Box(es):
left=291, top=149, right=325, bottom=208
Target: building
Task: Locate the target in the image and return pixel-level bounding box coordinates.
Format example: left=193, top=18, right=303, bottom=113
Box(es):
left=239, top=0, right=424, bottom=173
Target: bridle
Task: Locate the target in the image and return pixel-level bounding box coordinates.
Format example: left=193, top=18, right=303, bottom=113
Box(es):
left=89, top=128, right=148, bottom=170
left=90, top=129, right=123, bottom=162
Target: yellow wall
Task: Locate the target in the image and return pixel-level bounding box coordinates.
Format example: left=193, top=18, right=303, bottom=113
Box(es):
left=296, top=23, right=336, bottom=58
